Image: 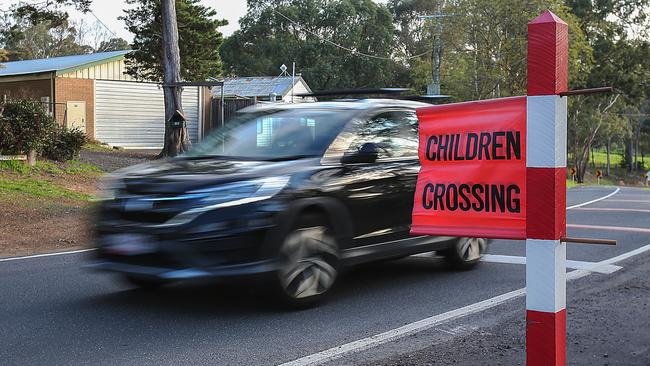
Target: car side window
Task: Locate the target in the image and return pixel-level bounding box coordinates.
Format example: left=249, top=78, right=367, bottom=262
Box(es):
left=346, top=111, right=419, bottom=159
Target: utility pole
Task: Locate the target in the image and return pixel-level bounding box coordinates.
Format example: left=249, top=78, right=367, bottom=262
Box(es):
left=419, top=7, right=450, bottom=96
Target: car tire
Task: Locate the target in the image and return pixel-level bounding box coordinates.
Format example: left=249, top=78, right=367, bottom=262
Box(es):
left=273, top=215, right=340, bottom=308
left=441, top=237, right=488, bottom=270
left=123, top=275, right=168, bottom=289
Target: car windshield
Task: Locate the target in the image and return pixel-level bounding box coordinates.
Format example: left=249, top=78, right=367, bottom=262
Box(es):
left=185, top=108, right=355, bottom=160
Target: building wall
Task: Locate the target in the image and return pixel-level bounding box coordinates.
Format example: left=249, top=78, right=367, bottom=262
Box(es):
left=282, top=80, right=314, bottom=103
left=58, top=59, right=134, bottom=81
left=0, top=78, right=51, bottom=102
left=54, top=77, right=95, bottom=137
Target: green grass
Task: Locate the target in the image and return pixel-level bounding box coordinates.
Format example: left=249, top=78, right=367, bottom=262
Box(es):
left=82, top=143, right=114, bottom=153
left=62, top=160, right=104, bottom=175
left=566, top=179, right=579, bottom=188
left=0, top=159, right=103, bottom=176
left=0, top=177, right=92, bottom=201
left=0, top=160, right=31, bottom=175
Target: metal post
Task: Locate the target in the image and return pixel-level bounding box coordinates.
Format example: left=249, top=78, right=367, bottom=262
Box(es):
left=220, top=84, right=225, bottom=129
left=292, top=62, right=296, bottom=103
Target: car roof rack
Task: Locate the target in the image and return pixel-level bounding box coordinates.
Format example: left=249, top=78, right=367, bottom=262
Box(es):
left=297, top=88, right=410, bottom=98
left=297, top=88, right=452, bottom=104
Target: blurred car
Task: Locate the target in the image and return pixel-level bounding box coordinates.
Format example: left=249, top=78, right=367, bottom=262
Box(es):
left=89, top=99, right=488, bottom=307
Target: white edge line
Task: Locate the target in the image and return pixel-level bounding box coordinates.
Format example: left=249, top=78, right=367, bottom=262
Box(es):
left=279, top=244, right=650, bottom=366
left=0, top=248, right=97, bottom=263
left=480, top=254, right=621, bottom=274
left=567, top=187, right=620, bottom=210
left=0, top=187, right=620, bottom=264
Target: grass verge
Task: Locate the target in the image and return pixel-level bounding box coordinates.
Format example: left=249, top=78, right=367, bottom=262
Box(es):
left=0, top=177, right=92, bottom=201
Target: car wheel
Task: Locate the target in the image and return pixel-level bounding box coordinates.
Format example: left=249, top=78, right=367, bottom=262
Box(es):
left=274, top=217, right=340, bottom=308
left=441, top=237, right=488, bottom=270
left=123, top=275, right=168, bottom=289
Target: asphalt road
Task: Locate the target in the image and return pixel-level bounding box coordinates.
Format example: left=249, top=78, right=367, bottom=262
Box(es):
left=1, top=186, right=648, bottom=366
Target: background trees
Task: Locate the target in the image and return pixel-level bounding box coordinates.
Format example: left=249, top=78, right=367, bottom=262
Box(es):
left=220, top=0, right=398, bottom=90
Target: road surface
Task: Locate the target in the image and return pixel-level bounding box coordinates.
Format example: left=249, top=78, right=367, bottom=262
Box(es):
left=1, top=186, right=648, bottom=365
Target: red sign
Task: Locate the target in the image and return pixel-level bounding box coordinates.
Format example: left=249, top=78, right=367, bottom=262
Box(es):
left=411, top=96, right=527, bottom=240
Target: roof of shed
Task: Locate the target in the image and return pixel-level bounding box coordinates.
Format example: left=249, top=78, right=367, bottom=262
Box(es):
left=215, top=76, right=311, bottom=98
left=0, top=50, right=130, bottom=77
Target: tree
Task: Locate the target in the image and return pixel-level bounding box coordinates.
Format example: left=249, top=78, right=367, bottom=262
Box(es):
left=565, top=0, right=650, bottom=180
left=122, top=0, right=227, bottom=157
left=97, top=38, right=130, bottom=52
left=122, top=0, right=227, bottom=83
left=220, top=0, right=399, bottom=90
left=1, top=19, right=91, bottom=60
left=11, top=0, right=91, bottom=27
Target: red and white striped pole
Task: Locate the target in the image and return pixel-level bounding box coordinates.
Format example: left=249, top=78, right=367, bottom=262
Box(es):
left=525, top=10, right=568, bottom=366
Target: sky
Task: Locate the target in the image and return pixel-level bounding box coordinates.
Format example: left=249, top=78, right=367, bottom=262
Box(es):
left=0, top=0, right=388, bottom=42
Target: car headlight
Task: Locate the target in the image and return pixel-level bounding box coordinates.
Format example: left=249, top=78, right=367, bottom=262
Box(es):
left=164, top=176, right=290, bottom=226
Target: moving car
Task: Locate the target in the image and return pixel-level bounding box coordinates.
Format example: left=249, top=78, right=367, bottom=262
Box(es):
left=90, top=99, right=488, bottom=307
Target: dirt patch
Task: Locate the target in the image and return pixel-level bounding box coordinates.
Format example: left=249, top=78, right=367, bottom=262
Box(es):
left=0, top=196, right=94, bottom=257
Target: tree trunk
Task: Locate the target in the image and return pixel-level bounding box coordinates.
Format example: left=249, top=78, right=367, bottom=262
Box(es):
left=27, top=149, right=36, bottom=167
left=605, top=137, right=611, bottom=176
left=158, top=0, right=191, bottom=158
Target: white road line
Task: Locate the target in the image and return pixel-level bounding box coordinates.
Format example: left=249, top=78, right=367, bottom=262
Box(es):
left=606, top=199, right=650, bottom=203
left=566, top=187, right=620, bottom=210
left=279, top=245, right=650, bottom=366
left=567, top=224, right=650, bottom=234
left=480, top=254, right=622, bottom=274
left=573, top=207, right=650, bottom=213
left=0, top=248, right=96, bottom=263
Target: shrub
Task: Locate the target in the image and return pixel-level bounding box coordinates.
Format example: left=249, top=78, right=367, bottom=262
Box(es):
left=42, top=124, right=87, bottom=162
left=0, top=100, right=54, bottom=155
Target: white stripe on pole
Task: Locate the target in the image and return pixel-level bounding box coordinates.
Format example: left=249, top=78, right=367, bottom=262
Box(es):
left=526, top=95, right=568, bottom=168
left=526, top=239, right=566, bottom=313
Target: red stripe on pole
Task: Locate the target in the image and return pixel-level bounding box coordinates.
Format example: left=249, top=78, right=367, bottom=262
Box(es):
left=527, top=11, right=568, bottom=96
left=526, top=309, right=566, bottom=366
left=526, top=167, right=566, bottom=239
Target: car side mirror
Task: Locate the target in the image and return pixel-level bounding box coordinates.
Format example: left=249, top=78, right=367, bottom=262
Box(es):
left=341, top=142, right=379, bottom=164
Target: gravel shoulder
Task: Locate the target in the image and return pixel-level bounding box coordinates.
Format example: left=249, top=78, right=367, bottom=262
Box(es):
left=347, top=252, right=650, bottom=366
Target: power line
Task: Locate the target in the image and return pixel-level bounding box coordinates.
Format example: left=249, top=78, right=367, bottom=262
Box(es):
left=272, top=8, right=433, bottom=61
left=89, top=10, right=118, bottom=38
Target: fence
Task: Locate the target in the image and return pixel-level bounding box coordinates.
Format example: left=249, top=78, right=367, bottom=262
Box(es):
left=209, top=97, right=257, bottom=132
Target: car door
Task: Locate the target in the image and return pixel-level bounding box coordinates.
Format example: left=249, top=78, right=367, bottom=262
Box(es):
left=333, top=109, right=420, bottom=246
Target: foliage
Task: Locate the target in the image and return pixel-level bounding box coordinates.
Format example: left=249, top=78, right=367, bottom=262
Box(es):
left=41, top=124, right=87, bottom=162
left=0, top=100, right=54, bottom=155
left=11, top=0, right=91, bottom=27
left=122, top=0, right=228, bottom=82
left=97, top=38, right=130, bottom=52
left=0, top=18, right=92, bottom=60
left=220, top=0, right=399, bottom=90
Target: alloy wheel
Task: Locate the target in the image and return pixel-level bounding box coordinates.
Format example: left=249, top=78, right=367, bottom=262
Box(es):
left=278, top=226, right=339, bottom=300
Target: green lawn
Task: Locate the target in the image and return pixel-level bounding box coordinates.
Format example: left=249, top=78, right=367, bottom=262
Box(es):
left=0, top=177, right=92, bottom=200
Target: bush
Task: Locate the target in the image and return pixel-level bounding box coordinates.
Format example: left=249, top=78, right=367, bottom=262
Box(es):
left=0, top=100, right=54, bottom=155
left=42, top=124, right=87, bottom=162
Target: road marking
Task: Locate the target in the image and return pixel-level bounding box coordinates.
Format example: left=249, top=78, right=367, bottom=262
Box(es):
left=480, top=254, right=621, bottom=274
left=606, top=199, right=650, bottom=203
left=567, top=224, right=650, bottom=234
left=0, top=248, right=96, bottom=263
left=279, top=244, right=650, bottom=366
left=572, top=207, right=650, bottom=213
left=566, top=188, right=620, bottom=210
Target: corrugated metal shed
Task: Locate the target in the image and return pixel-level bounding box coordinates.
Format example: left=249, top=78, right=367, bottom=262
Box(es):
left=0, top=50, right=129, bottom=77
left=216, top=76, right=312, bottom=98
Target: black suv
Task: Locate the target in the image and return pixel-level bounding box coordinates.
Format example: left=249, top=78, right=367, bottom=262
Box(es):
left=90, top=99, right=487, bottom=307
